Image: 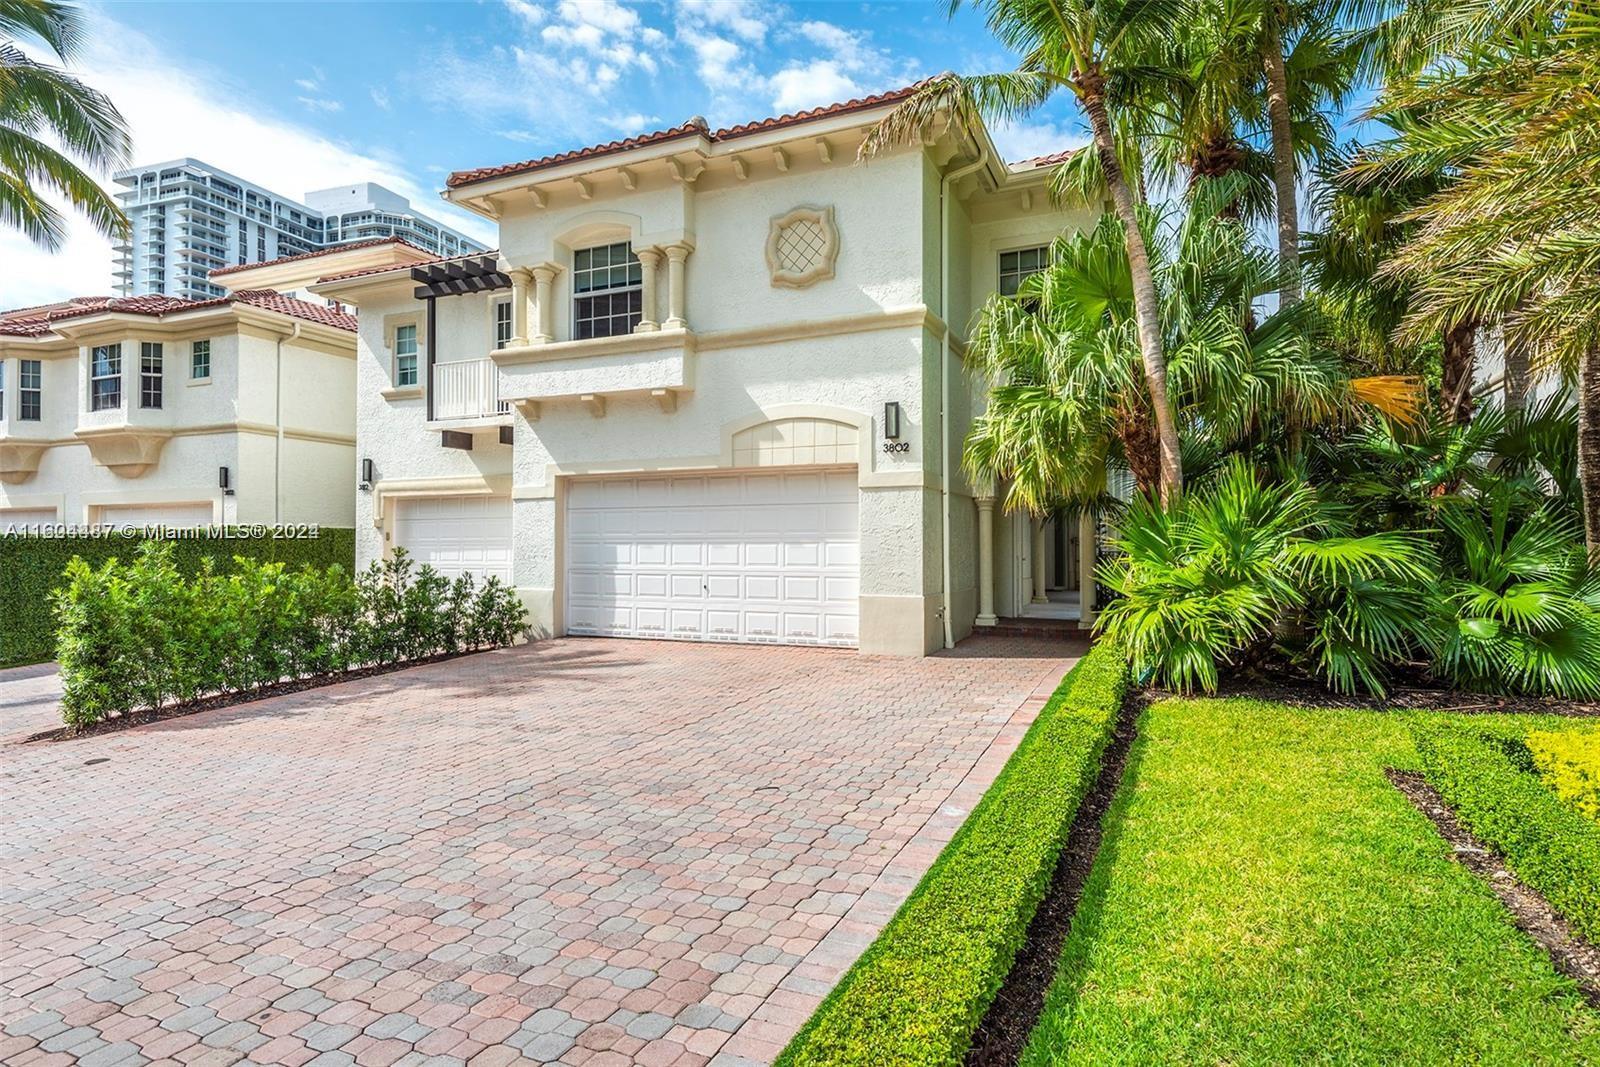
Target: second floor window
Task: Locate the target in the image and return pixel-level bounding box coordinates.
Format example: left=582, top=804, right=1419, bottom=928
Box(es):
left=394, top=323, right=419, bottom=386
left=191, top=339, right=211, bottom=380
left=141, top=342, right=163, bottom=409
left=20, top=360, right=41, bottom=421
left=493, top=298, right=512, bottom=349
left=573, top=241, right=642, bottom=340
left=90, top=344, right=121, bottom=411
left=999, top=246, right=1049, bottom=297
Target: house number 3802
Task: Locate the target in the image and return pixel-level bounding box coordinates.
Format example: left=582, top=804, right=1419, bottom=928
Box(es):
left=882, top=441, right=911, bottom=453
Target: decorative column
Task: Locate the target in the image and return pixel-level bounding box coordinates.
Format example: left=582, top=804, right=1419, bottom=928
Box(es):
left=509, top=267, right=532, bottom=346
left=975, top=491, right=997, bottom=626
left=531, top=263, right=559, bottom=344
left=664, top=243, right=690, bottom=330
left=1031, top=517, right=1049, bottom=604
left=1078, top=509, right=1098, bottom=629
left=634, top=248, right=661, bottom=332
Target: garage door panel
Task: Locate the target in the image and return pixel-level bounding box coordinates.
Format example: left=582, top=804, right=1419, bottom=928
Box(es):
left=99, top=503, right=212, bottom=529
left=567, top=469, right=858, bottom=648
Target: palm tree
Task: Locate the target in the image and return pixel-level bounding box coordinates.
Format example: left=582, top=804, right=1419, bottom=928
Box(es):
left=862, top=0, right=1186, bottom=502
left=961, top=186, right=1401, bottom=512
left=1365, top=0, right=1600, bottom=552
left=1, top=0, right=130, bottom=249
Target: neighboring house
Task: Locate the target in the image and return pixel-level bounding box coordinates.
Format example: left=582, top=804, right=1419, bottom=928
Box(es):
left=312, top=87, right=1097, bottom=656
left=111, top=159, right=486, bottom=299
left=0, top=290, right=358, bottom=529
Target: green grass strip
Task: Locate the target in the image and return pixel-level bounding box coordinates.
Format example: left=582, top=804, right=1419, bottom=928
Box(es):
left=1020, top=698, right=1600, bottom=1065
left=1414, top=722, right=1600, bottom=942
left=775, top=641, right=1127, bottom=1067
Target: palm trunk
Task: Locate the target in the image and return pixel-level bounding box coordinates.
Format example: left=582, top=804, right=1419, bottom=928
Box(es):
left=1262, top=19, right=1300, bottom=306
left=1578, top=341, right=1600, bottom=561
left=1503, top=325, right=1531, bottom=415
left=1440, top=318, right=1477, bottom=424
left=1078, top=71, right=1183, bottom=504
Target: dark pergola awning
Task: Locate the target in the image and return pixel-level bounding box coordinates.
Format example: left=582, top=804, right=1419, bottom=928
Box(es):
left=411, top=255, right=512, bottom=299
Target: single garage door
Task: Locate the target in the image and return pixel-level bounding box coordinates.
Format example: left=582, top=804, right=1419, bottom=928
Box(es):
left=0, top=507, right=57, bottom=529
left=393, top=495, right=512, bottom=582
left=97, top=503, right=212, bottom=529
left=566, top=468, right=859, bottom=646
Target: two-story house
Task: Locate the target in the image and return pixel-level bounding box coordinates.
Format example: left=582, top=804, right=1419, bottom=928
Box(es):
left=313, top=87, right=1096, bottom=656
left=0, top=289, right=358, bottom=528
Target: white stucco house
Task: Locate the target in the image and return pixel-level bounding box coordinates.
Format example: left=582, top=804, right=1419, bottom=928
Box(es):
left=312, top=87, right=1098, bottom=656
left=0, top=289, right=359, bottom=529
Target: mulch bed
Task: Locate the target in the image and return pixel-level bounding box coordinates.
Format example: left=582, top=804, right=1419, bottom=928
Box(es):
left=1388, top=768, right=1600, bottom=1006
left=963, top=691, right=1147, bottom=1066
left=22, top=650, right=489, bottom=744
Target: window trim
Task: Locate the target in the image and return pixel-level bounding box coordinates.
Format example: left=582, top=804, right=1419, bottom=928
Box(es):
left=89, top=343, right=122, bottom=412
left=189, top=339, right=212, bottom=384
left=998, top=243, right=1051, bottom=299
left=571, top=240, right=643, bottom=341
left=491, top=296, right=513, bottom=351
left=19, top=359, right=41, bottom=422
left=140, top=341, right=163, bottom=410
left=0, top=361, right=5, bottom=422
left=382, top=312, right=424, bottom=394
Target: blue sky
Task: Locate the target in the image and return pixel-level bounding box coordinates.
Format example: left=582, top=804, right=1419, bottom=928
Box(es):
left=4, top=1, right=1090, bottom=306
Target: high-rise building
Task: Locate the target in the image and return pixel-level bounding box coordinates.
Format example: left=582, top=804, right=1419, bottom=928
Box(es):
left=110, top=159, right=486, bottom=299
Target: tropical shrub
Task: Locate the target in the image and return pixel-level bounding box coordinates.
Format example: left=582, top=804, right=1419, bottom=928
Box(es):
left=52, top=543, right=525, bottom=729
left=1528, top=729, right=1600, bottom=823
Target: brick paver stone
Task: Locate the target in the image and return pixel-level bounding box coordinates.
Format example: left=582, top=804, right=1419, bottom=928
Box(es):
left=1, top=636, right=1078, bottom=1064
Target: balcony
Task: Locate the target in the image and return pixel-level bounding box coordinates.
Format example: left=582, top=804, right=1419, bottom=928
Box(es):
left=431, top=358, right=510, bottom=423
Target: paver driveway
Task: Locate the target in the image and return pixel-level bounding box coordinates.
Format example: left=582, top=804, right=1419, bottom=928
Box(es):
left=1, top=635, right=1080, bottom=1066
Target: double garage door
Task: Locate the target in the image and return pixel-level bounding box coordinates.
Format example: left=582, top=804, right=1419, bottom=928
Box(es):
left=566, top=468, right=860, bottom=646
left=393, top=470, right=861, bottom=646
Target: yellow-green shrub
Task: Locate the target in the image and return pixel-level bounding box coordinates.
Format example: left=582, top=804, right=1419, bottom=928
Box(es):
left=1528, top=728, right=1600, bottom=823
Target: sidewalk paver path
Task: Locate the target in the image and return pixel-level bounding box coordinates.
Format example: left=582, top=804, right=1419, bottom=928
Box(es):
left=1, top=635, right=1079, bottom=1066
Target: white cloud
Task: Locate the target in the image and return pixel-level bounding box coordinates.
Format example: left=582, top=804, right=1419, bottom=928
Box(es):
left=370, top=86, right=391, bottom=111
left=0, top=11, right=494, bottom=310
left=987, top=118, right=1088, bottom=164
left=541, top=0, right=640, bottom=48
left=678, top=0, right=770, bottom=43
left=769, top=60, right=862, bottom=113
left=297, top=96, right=343, bottom=113
left=294, top=77, right=319, bottom=91
left=504, top=0, right=547, bottom=26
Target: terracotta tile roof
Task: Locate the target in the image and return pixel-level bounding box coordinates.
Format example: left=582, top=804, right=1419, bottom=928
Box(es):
left=0, top=290, right=356, bottom=336
left=445, top=83, right=926, bottom=190
left=316, top=249, right=499, bottom=285
left=1012, top=148, right=1086, bottom=170
left=208, top=236, right=431, bottom=278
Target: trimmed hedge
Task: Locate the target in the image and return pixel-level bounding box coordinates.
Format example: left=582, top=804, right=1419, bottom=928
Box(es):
left=1413, top=723, right=1600, bottom=942
left=776, top=640, right=1129, bottom=1067
left=0, top=529, right=355, bottom=669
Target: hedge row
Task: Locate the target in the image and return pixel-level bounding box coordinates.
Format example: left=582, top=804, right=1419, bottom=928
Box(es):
left=1413, top=723, right=1600, bottom=942
left=0, top=530, right=355, bottom=668
left=775, top=640, right=1129, bottom=1067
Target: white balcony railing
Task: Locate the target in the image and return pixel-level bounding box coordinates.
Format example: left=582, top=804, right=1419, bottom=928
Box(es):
left=432, top=358, right=509, bottom=421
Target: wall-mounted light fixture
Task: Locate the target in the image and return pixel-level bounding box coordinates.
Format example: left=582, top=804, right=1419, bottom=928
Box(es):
left=883, top=401, right=902, bottom=439
left=218, top=465, right=234, bottom=496
left=359, top=457, right=375, bottom=491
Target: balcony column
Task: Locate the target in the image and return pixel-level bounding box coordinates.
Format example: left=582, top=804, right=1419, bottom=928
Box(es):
left=1078, top=509, right=1098, bottom=629
left=664, top=243, right=690, bottom=330
left=1031, top=516, right=1049, bottom=604
left=531, top=263, right=560, bottom=344
left=634, top=248, right=661, bottom=333
left=975, top=489, right=997, bottom=627
left=509, top=267, right=533, bottom=346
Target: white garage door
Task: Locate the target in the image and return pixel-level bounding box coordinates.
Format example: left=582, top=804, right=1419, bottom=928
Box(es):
left=393, top=496, right=513, bottom=582
left=0, top=508, right=57, bottom=530
left=566, top=468, right=859, bottom=646
left=98, top=503, right=212, bottom=529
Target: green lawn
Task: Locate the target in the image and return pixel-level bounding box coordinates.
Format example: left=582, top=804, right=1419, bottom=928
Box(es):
left=1021, top=697, right=1600, bottom=1065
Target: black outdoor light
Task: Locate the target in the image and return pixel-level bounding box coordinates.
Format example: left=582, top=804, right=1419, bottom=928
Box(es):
left=359, top=457, right=375, bottom=491
left=884, top=401, right=902, bottom=439
left=218, top=465, right=234, bottom=496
